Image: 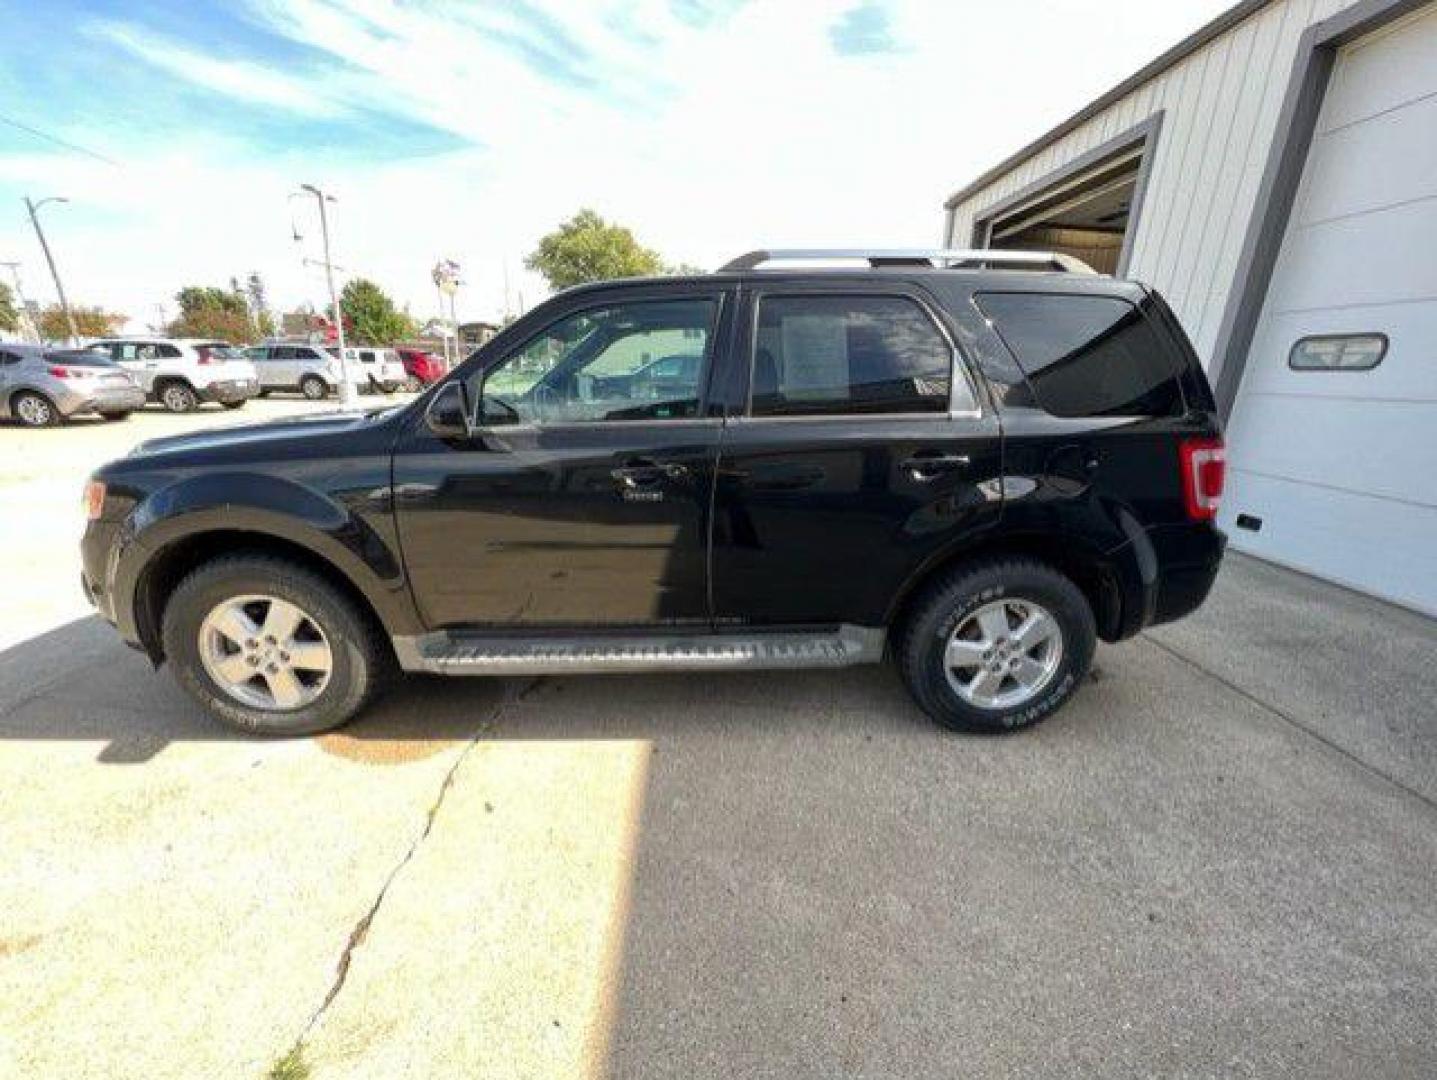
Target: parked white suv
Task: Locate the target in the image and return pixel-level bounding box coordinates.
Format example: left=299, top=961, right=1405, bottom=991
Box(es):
left=244, top=343, right=350, bottom=400
left=88, top=338, right=260, bottom=413
left=328, top=347, right=406, bottom=394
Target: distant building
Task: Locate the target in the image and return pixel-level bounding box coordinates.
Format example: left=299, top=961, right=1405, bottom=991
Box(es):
left=459, top=321, right=501, bottom=348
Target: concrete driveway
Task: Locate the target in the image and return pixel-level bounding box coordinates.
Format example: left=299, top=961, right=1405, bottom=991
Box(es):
left=1, top=400, right=1434, bottom=1078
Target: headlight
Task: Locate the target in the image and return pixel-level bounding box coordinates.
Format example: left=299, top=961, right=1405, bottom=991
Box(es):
left=83, top=479, right=107, bottom=521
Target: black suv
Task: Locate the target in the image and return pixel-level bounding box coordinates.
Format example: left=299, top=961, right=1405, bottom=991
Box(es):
left=81, top=249, right=1226, bottom=736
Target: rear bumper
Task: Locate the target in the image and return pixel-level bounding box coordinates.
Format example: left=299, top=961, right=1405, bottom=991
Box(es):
left=1107, top=520, right=1225, bottom=640
left=59, top=384, right=147, bottom=416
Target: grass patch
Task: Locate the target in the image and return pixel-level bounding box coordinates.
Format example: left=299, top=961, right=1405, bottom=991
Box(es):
left=266, top=1044, right=310, bottom=1080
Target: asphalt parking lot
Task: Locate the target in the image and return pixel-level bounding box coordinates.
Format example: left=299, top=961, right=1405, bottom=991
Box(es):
left=1, top=399, right=1434, bottom=1079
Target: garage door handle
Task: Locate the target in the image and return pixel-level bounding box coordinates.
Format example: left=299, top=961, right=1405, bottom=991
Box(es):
left=901, top=452, right=970, bottom=480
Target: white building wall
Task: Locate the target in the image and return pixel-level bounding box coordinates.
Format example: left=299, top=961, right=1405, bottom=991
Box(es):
left=945, top=0, right=1356, bottom=368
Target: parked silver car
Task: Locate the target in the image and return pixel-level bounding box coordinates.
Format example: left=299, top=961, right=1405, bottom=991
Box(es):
left=244, top=342, right=352, bottom=400
left=0, top=344, right=147, bottom=427
left=86, top=337, right=260, bottom=413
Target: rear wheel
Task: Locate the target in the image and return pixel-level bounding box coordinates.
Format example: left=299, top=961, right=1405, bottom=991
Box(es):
left=898, top=558, right=1095, bottom=733
left=300, top=375, right=328, bottom=400
left=159, top=381, right=199, bottom=413
left=161, top=555, right=393, bottom=735
left=12, top=391, right=61, bottom=427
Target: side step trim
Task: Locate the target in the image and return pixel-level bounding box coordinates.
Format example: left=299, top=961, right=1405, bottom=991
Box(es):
left=393, top=625, right=886, bottom=676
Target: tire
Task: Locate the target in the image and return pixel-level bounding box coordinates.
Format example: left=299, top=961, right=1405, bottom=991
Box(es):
left=158, top=381, right=199, bottom=413
left=897, top=558, right=1096, bottom=734
left=221, top=400, right=246, bottom=410
left=97, top=411, right=131, bottom=422
left=12, top=391, right=61, bottom=427
left=161, top=554, right=394, bottom=736
left=300, top=375, right=328, bottom=401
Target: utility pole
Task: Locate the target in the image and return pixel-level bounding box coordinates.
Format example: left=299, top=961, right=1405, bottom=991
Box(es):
left=298, top=184, right=354, bottom=406
left=24, top=196, right=78, bottom=345
left=0, top=261, right=38, bottom=343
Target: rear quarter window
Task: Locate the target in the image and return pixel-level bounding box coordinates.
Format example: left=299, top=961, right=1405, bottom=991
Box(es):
left=974, top=292, right=1185, bottom=417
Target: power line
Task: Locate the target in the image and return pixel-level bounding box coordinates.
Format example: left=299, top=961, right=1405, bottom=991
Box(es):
left=0, top=115, right=121, bottom=167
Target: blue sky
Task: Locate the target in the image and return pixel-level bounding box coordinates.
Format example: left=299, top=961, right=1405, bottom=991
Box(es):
left=0, top=0, right=1231, bottom=328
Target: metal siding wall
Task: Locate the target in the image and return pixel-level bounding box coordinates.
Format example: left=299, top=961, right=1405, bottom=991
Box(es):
left=948, top=0, right=1362, bottom=369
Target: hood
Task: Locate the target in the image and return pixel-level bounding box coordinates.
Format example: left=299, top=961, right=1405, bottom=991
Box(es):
left=127, top=406, right=396, bottom=460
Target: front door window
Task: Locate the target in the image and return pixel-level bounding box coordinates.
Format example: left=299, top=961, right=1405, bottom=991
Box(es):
left=481, top=299, right=717, bottom=425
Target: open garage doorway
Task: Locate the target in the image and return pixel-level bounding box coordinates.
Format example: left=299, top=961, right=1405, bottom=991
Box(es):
left=972, top=116, right=1162, bottom=276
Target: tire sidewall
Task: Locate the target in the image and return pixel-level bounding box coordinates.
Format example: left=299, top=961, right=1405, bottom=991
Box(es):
left=163, top=563, right=374, bottom=736
left=913, top=566, right=1094, bottom=733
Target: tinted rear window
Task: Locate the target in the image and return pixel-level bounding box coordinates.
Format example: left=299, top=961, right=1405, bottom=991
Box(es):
left=975, top=292, right=1184, bottom=417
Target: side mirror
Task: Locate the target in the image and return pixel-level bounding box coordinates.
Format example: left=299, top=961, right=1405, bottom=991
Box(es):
left=425, top=380, right=474, bottom=439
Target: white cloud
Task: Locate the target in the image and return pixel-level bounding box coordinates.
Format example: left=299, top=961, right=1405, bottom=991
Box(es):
left=2, top=0, right=1236, bottom=332
left=89, top=21, right=348, bottom=119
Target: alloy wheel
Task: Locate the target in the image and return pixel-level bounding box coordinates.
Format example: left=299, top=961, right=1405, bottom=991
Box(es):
left=198, top=594, right=333, bottom=711
left=943, top=598, right=1063, bottom=709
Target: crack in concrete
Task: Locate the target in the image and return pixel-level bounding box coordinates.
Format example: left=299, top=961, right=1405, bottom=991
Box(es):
left=295, top=677, right=543, bottom=1046
left=1142, top=633, right=1437, bottom=815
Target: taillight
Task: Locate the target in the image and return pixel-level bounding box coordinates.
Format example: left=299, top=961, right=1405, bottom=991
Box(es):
left=1180, top=437, right=1226, bottom=521
left=48, top=365, right=92, bottom=379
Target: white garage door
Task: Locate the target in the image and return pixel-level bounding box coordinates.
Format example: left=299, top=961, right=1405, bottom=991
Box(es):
left=1222, top=1, right=1437, bottom=616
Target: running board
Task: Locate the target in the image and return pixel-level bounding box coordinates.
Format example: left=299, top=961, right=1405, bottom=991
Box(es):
left=393, top=625, right=885, bottom=676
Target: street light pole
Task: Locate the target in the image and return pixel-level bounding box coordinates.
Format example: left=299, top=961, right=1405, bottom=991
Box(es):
left=24, top=196, right=78, bottom=345
left=299, top=184, right=355, bottom=407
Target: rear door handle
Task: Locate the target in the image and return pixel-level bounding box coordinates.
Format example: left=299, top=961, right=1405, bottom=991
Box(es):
left=901, top=452, right=970, bottom=481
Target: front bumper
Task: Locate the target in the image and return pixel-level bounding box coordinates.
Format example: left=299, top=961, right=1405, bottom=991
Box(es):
left=200, top=378, right=260, bottom=404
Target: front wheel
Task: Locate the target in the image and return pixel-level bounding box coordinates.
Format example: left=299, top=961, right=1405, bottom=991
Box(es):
left=162, top=555, right=393, bottom=735
left=300, top=375, right=328, bottom=400
left=898, top=558, right=1095, bottom=734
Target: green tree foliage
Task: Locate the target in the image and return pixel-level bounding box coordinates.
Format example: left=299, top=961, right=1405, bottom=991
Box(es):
left=38, top=304, right=121, bottom=341
left=525, top=209, right=664, bottom=291
left=339, top=278, right=413, bottom=345
left=169, top=285, right=252, bottom=342
left=0, top=281, right=17, bottom=333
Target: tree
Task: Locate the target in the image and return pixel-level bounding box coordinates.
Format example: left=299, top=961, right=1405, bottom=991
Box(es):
left=339, top=278, right=413, bottom=345
left=168, top=285, right=252, bottom=342
left=525, top=209, right=664, bottom=290
left=245, top=272, right=276, bottom=338
left=0, top=281, right=17, bottom=334
left=37, top=305, right=121, bottom=341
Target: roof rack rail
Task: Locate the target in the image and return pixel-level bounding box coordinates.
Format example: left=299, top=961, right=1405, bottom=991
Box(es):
left=719, top=248, right=1098, bottom=274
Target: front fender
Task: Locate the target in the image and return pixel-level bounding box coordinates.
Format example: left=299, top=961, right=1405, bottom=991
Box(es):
left=111, top=470, right=419, bottom=646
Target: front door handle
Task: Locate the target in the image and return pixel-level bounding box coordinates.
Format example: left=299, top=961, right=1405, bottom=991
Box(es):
left=611, top=458, right=688, bottom=488
left=900, top=452, right=970, bottom=481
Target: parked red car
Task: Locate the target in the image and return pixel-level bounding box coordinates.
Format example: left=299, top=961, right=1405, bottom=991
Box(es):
left=395, top=348, right=447, bottom=390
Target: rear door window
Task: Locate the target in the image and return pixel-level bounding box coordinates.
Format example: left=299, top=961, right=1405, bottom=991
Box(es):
left=750, top=295, right=953, bottom=416
left=974, top=292, right=1184, bottom=417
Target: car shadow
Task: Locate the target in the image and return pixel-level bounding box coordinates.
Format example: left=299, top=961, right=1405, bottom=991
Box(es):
left=0, top=615, right=929, bottom=765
